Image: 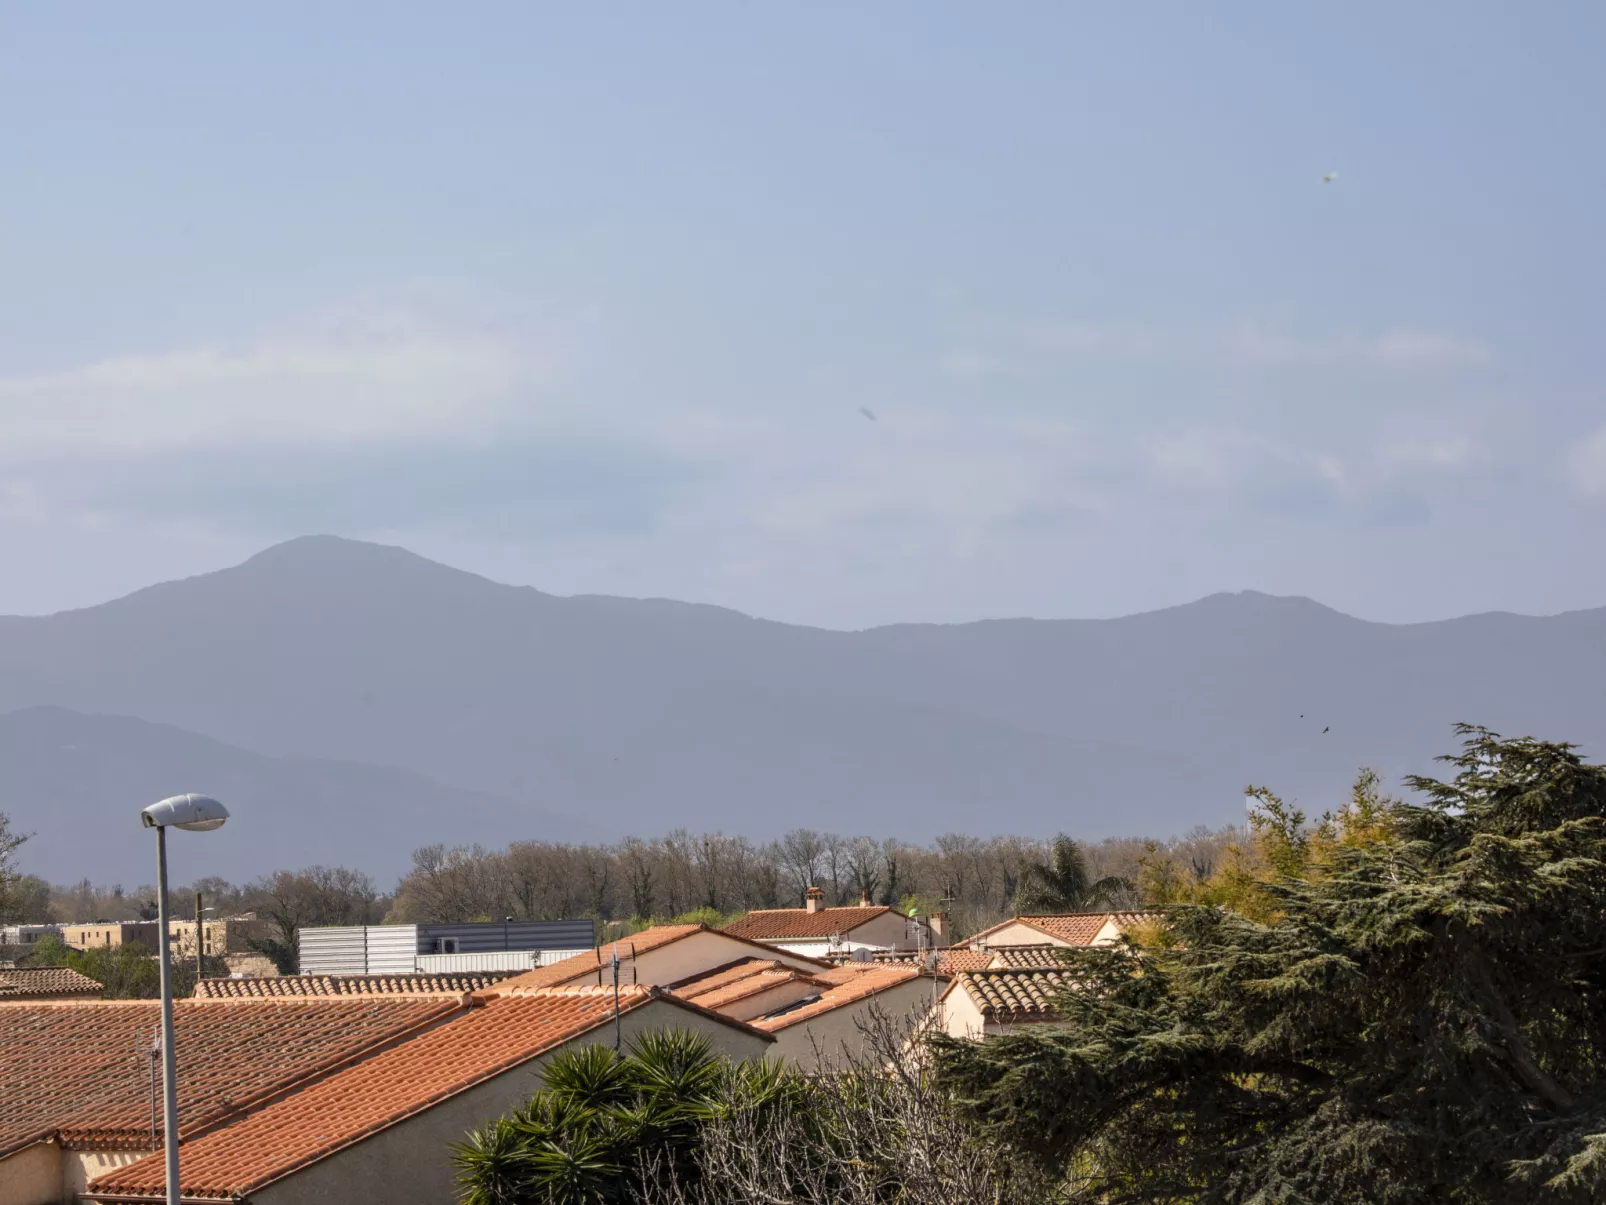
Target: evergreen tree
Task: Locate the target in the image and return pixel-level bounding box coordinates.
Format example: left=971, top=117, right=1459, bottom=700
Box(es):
left=934, top=727, right=1606, bottom=1204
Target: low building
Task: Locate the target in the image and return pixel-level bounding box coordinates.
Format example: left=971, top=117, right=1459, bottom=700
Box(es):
left=0, top=967, right=103, bottom=1002
left=296, top=919, right=596, bottom=976
left=166, top=917, right=276, bottom=961
left=82, top=988, right=770, bottom=1205
left=936, top=967, right=1076, bottom=1039
left=58, top=923, right=160, bottom=954
left=722, top=888, right=947, bottom=957
left=0, top=926, right=61, bottom=950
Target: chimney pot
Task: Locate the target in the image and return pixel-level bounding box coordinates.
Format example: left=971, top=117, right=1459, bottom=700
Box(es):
left=860, top=890, right=871, bottom=906
left=805, top=886, right=825, bottom=914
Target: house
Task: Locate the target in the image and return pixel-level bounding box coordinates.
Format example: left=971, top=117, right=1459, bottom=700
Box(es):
left=58, top=924, right=160, bottom=955
left=0, top=996, right=463, bottom=1205
left=0, top=926, right=62, bottom=951
left=81, top=987, right=770, bottom=1205
left=749, top=964, right=945, bottom=1063
left=191, top=971, right=521, bottom=999
left=936, top=967, right=1077, bottom=1039
left=956, top=911, right=1150, bottom=951
left=722, top=888, right=948, bottom=957
left=0, top=967, right=104, bottom=1002
left=163, top=918, right=275, bottom=962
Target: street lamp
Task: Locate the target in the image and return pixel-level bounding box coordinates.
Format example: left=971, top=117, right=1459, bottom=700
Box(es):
left=141, top=794, right=228, bottom=1205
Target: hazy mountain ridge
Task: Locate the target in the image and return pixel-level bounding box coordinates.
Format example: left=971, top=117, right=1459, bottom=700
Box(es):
left=1, top=536, right=1602, bottom=881
left=0, top=705, right=597, bottom=883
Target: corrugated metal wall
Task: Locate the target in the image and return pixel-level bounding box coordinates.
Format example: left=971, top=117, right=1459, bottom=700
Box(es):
left=416, top=920, right=596, bottom=954
left=415, top=950, right=541, bottom=973
left=297, top=920, right=596, bottom=974
left=538, top=948, right=593, bottom=967
left=297, top=926, right=372, bottom=975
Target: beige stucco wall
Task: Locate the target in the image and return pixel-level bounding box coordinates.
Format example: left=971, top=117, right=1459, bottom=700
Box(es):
left=766, top=979, right=940, bottom=1067
left=0, top=1141, right=62, bottom=1205
left=249, top=1002, right=770, bottom=1205
left=938, top=984, right=989, bottom=1040
left=65, top=1152, right=144, bottom=1199
left=973, top=921, right=1075, bottom=948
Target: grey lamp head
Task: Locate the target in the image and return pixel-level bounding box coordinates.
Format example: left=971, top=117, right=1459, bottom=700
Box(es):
left=141, top=794, right=229, bottom=832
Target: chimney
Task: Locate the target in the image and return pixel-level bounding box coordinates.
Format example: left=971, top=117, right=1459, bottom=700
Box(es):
left=859, top=890, right=872, bottom=906
left=929, top=912, right=948, bottom=945
left=805, top=886, right=825, bottom=914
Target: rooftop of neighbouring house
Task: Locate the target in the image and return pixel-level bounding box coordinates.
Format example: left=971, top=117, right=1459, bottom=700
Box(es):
left=958, top=912, right=1156, bottom=949
left=948, top=967, right=1078, bottom=1022
left=84, top=987, right=772, bottom=1203
left=192, top=971, right=520, bottom=1000
left=721, top=906, right=899, bottom=942
left=0, top=997, right=461, bottom=1159
left=749, top=964, right=936, bottom=1032
left=0, top=965, right=104, bottom=1000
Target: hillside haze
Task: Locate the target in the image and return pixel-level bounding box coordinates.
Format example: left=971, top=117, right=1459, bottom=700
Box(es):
left=2, top=536, right=1603, bottom=881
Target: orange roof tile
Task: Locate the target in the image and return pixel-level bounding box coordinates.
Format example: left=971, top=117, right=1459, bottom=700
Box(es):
left=987, top=944, right=1072, bottom=969
left=671, top=960, right=827, bottom=1010
left=0, top=966, right=104, bottom=999
left=950, top=968, right=1077, bottom=1021
left=0, top=998, right=459, bottom=1159
left=750, top=964, right=933, bottom=1032
left=192, top=972, right=517, bottom=1000
left=722, top=906, right=896, bottom=942
left=87, top=988, right=771, bottom=1202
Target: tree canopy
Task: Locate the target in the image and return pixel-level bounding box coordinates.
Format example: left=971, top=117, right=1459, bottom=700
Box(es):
left=934, top=727, right=1606, bottom=1204
left=1014, top=833, right=1132, bottom=914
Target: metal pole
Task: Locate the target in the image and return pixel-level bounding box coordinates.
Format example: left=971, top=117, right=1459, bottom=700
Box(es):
left=611, top=944, right=621, bottom=1051
left=194, top=891, right=204, bottom=989
left=155, top=826, right=181, bottom=1205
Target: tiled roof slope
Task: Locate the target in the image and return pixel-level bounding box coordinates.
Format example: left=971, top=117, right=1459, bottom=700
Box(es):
left=751, top=965, right=930, bottom=1032
left=0, top=998, right=459, bottom=1158
left=959, top=912, right=1154, bottom=949
left=672, top=960, right=825, bottom=1010
left=491, top=925, right=703, bottom=993
left=87, top=988, right=770, bottom=1202
left=954, top=968, right=1077, bottom=1021
left=0, top=966, right=104, bottom=998
left=722, top=906, right=893, bottom=942
left=192, top=972, right=517, bottom=999
left=988, top=944, right=1072, bottom=969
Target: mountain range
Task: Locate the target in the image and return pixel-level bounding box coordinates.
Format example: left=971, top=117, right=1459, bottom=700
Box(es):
left=2, top=535, right=1602, bottom=885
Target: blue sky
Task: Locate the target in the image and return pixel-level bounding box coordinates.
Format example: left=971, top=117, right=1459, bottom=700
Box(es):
left=2, top=3, right=1602, bottom=627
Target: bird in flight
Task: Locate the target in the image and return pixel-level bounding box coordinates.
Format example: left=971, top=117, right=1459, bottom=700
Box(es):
left=1322, top=172, right=1339, bottom=183
left=858, top=406, right=878, bottom=422
left=1322, top=726, right=1330, bottom=734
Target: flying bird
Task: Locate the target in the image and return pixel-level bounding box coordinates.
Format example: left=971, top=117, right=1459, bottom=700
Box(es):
left=1322, top=172, right=1339, bottom=183
left=858, top=406, right=878, bottom=422
left=1322, top=726, right=1330, bottom=734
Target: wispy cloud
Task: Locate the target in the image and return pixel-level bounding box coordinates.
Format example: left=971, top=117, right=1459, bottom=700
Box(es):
left=1566, top=425, right=1606, bottom=501
left=0, top=303, right=551, bottom=455
left=1225, top=324, right=1491, bottom=370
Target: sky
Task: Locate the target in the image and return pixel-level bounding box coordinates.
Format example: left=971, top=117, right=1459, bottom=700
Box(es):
left=2, top=3, right=1603, bottom=629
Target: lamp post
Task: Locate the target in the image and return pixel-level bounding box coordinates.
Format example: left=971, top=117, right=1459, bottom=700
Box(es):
left=140, top=794, right=228, bottom=1205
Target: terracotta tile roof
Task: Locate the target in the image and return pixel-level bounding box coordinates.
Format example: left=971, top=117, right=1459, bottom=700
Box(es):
left=722, top=906, right=896, bottom=942
left=671, top=960, right=827, bottom=1010
left=0, top=998, right=460, bottom=1159
left=751, top=964, right=932, bottom=1032
left=87, top=988, right=772, bottom=1202
left=490, top=925, right=704, bottom=993
left=959, top=912, right=1154, bottom=949
left=191, top=972, right=517, bottom=1000
left=952, top=968, right=1077, bottom=1022
left=0, top=966, right=104, bottom=999
left=987, top=944, right=1072, bottom=969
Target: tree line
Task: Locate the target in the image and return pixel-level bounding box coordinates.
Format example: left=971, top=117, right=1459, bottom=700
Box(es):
left=2, top=820, right=1249, bottom=948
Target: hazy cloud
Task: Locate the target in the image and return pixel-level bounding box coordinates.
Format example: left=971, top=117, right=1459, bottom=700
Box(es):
left=1567, top=425, right=1606, bottom=501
